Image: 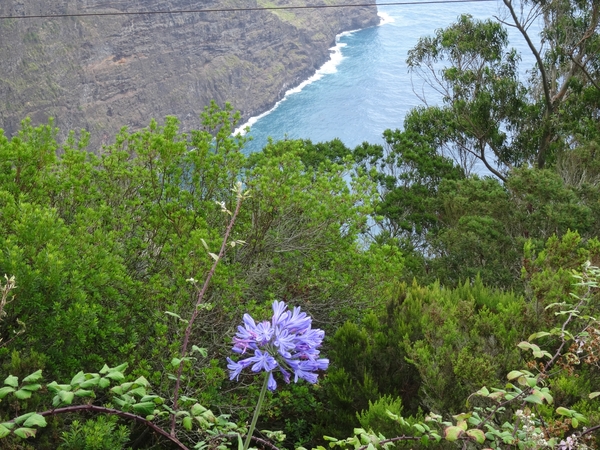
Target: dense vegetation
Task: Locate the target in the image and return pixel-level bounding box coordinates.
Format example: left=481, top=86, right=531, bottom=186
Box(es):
left=0, top=0, right=598, bottom=448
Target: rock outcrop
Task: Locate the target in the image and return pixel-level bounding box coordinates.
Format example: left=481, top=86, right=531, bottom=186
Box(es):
left=0, top=0, right=378, bottom=149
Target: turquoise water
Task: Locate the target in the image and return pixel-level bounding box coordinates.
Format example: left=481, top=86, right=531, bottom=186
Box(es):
left=239, top=0, right=540, bottom=155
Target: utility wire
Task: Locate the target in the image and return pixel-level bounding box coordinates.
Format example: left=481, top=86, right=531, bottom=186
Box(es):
left=0, top=0, right=498, bottom=20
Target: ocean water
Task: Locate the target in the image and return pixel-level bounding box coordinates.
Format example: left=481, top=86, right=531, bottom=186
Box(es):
left=238, top=0, right=541, bottom=155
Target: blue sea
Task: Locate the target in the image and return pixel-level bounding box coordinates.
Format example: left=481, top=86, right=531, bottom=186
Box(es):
left=237, top=0, right=541, bottom=156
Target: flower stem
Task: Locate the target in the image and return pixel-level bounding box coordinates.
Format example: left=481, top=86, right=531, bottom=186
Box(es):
left=244, top=372, right=270, bottom=450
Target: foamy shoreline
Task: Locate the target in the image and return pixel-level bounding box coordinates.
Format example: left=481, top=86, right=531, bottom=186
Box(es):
left=234, top=11, right=393, bottom=136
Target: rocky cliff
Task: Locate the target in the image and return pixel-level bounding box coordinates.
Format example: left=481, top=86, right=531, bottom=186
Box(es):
left=0, top=0, right=378, bottom=149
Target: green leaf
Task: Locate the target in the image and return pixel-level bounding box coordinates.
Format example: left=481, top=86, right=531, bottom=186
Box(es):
left=165, top=311, right=188, bottom=323
left=79, top=378, right=100, bottom=389
left=22, top=370, right=42, bottom=383
left=572, top=417, right=579, bottom=428
left=0, top=424, right=10, bottom=438
left=540, top=389, right=553, bottom=404
left=183, top=416, right=193, bottom=431
left=453, top=412, right=472, bottom=421
left=70, top=371, right=85, bottom=386
left=0, top=387, right=15, bottom=399
left=192, top=345, right=208, bottom=358
left=413, top=423, right=425, bottom=433
left=556, top=407, right=572, bottom=416
left=14, top=427, right=37, bottom=439
left=128, top=387, right=147, bottom=398
left=112, top=397, right=126, bottom=408
left=74, top=389, right=95, bottom=398
left=22, top=414, right=47, bottom=428
left=117, top=382, right=133, bottom=392
left=14, top=389, right=32, bottom=400
left=47, top=382, right=71, bottom=393
left=21, top=384, right=42, bottom=392
left=192, top=404, right=208, bottom=416
left=171, top=358, right=181, bottom=368
left=134, top=376, right=150, bottom=387
left=58, top=390, right=75, bottom=405
left=589, top=392, right=600, bottom=399
left=476, top=386, right=489, bottom=396
left=4, top=375, right=18, bottom=388
left=105, top=371, right=125, bottom=381
left=528, top=332, right=551, bottom=341
left=14, top=413, right=35, bottom=425
left=386, top=410, right=399, bottom=420
left=507, top=370, right=523, bottom=380
left=444, top=426, right=463, bottom=441
left=488, top=391, right=505, bottom=400
left=132, top=402, right=155, bottom=416
left=526, top=377, right=538, bottom=388
left=109, top=363, right=129, bottom=373
left=524, top=391, right=544, bottom=405
left=466, top=429, right=486, bottom=444
left=201, top=409, right=216, bottom=423
left=98, top=378, right=110, bottom=389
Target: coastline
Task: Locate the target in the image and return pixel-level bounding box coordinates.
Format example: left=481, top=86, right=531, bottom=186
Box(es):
left=234, top=10, right=391, bottom=137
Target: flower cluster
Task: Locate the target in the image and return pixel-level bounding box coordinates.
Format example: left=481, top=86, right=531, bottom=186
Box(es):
left=227, top=301, right=329, bottom=390
left=515, top=409, right=548, bottom=449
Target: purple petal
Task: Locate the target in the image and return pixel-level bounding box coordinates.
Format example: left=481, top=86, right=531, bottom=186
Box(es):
left=271, top=301, right=288, bottom=327
left=242, top=313, right=257, bottom=330
left=315, top=358, right=329, bottom=370
left=287, top=359, right=326, bottom=384
left=279, top=366, right=291, bottom=384
left=249, top=349, right=278, bottom=373
left=284, top=306, right=311, bottom=333
left=227, top=357, right=252, bottom=380
left=267, top=372, right=277, bottom=391
left=273, top=328, right=296, bottom=357
left=254, top=321, right=273, bottom=346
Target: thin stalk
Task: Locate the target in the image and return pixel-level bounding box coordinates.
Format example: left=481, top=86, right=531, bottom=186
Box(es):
left=244, top=372, right=270, bottom=450
left=170, top=194, right=243, bottom=436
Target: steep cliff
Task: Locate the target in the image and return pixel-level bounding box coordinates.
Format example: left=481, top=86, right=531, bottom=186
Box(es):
left=0, top=0, right=378, bottom=149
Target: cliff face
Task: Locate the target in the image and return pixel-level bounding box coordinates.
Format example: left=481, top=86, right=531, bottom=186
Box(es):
left=0, top=0, right=378, bottom=149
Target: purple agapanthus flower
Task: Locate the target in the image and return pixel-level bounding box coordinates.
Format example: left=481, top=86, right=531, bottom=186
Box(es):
left=227, top=301, right=329, bottom=390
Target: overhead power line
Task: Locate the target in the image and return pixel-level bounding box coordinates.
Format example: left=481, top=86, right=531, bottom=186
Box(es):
left=0, top=0, right=497, bottom=20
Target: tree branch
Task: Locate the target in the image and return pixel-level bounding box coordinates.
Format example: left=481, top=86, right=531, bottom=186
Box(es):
left=502, top=0, right=552, bottom=110
left=170, top=193, right=244, bottom=436
left=32, top=405, right=188, bottom=450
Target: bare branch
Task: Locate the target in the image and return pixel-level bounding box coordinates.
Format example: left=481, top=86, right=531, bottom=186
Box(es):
left=170, top=192, right=244, bottom=436
left=502, top=0, right=552, bottom=110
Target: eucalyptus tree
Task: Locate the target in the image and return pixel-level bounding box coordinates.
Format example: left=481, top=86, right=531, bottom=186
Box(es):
left=404, top=0, right=599, bottom=178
